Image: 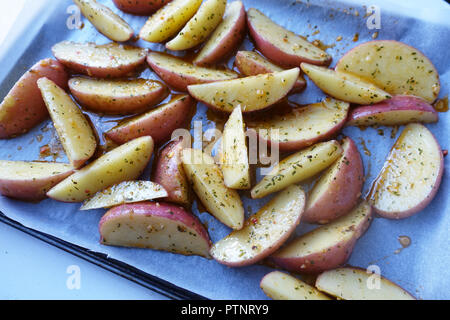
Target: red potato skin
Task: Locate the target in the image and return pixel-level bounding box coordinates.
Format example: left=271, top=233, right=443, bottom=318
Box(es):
left=112, top=0, right=172, bottom=15
left=0, top=59, right=68, bottom=139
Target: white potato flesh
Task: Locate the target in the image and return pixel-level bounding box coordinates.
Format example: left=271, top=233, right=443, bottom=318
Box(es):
left=301, top=63, right=391, bottom=105
left=47, top=136, right=154, bottom=202
left=210, top=185, right=305, bottom=267
left=166, top=0, right=227, bottom=50
left=368, top=123, right=443, bottom=219
left=251, top=141, right=343, bottom=199
left=221, top=106, right=250, bottom=189
left=74, top=0, right=134, bottom=42
left=0, top=161, right=73, bottom=180
left=188, top=68, right=300, bottom=113
left=316, top=267, right=415, bottom=300
left=139, top=0, right=202, bottom=43
left=80, top=181, right=168, bottom=210
left=261, top=271, right=331, bottom=300
left=37, top=78, right=97, bottom=169
left=181, top=148, right=244, bottom=230
left=336, top=40, right=440, bottom=103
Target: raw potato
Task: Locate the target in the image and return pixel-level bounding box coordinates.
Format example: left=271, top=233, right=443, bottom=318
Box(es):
left=147, top=52, right=238, bottom=92
left=188, top=68, right=300, bottom=113
left=303, top=137, right=364, bottom=224
left=69, top=77, right=169, bottom=115
left=247, top=8, right=331, bottom=68
left=106, top=95, right=193, bottom=145
left=166, top=0, right=227, bottom=51
left=368, top=123, right=444, bottom=219
left=73, top=0, right=134, bottom=42
left=316, top=267, right=416, bottom=300
left=181, top=148, right=244, bottom=230
left=347, top=95, right=438, bottom=127
left=0, top=161, right=74, bottom=201
left=38, top=78, right=97, bottom=169
left=112, top=0, right=172, bottom=15
left=99, top=202, right=212, bottom=257
left=52, top=41, right=147, bottom=78
left=248, top=98, right=349, bottom=152
left=235, top=51, right=306, bottom=93
left=336, top=40, right=440, bottom=103
left=271, top=202, right=372, bottom=274
left=221, top=106, right=250, bottom=189
left=210, top=185, right=305, bottom=267
left=47, top=136, right=154, bottom=202
left=80, top=181, right=168, bottom=210
left=251, top=140, right=343, bottom=199
left=0, top=59, right=68, bottom=139
left=260, top=271, right=331, bottom=300
left=301, top=63, right=391, bottom=105
left=194, top=1, right=246, bottom=66
left=139, top=0, right=202, bottom=43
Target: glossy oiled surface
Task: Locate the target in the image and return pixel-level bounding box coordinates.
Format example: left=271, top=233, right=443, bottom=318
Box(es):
left=0, top=161, right=73, bottom=179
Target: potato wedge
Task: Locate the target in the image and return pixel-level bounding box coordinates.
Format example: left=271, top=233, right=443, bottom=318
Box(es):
left=251, top=140, right=343, bottom=199
left=47, top=136, right=153, bottom=202
left=139, top=0, right=202, bottom=43
left=221, top=106, right=250, bottom=189
left=0, top=59, right=68, bottom=139
left=235, top=51, right=306, bottom=93
left=99, top=201, right=211, bottom=257
left=368, top=123, right=444, bottom=219
left=74, top=0, right=134, bottom=42
left=181, top=148, right=244, bottom=230
left=260, top=271, right=331, bottom=300
left=336, top=40, right=440, bottom=103
left=52, top=41, right=147, bottom=78
left=112, top=0, right=171, bottom=15
left=316, top=267, right=415, bottom=300
left=166, top=0, right=227, bottom=51
left=80, top=181, right=167, bottom=210
left=347, top=95, right=438, bottom=127
left=248, top=98, right=349, bottom=152
left=147, top=52, right=238, bottom=92
left=38, top=78, right=97, bottom=169
left=106, top=95, right=193, bottom=145
left=0, top=161, right=74, bottom=201
left=303, top=137, right=364, bottom=224
left=69, top=77, right=168, bottom=115
left=188, top=68, right=300, bottom=113
left=210, top=185, right=305, bottom=267
left=194, top=1, right=246, bottom=66
left=301, top=63, right=391, bottom=105
left=272, top=202, right=372, bottom=273
left=247, top=8, right=331, bottom=68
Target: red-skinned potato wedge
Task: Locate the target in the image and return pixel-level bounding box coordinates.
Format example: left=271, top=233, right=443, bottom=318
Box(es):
left=147, top=52, right=238, bottom=92
left=52, top=41, right=147, bottom=78
left=316, top=267, right=416, bottom=300
left=235, top=51, right=306, bottom=93
left=303, top=137, right=364, bottom=224
left=69, top=77, right=169, bottom=115
left=336, top=40, right=440, bottom=103
left=193, top=1, right=246, bottom=66
left=0, top=161, right=74, bottom=201
left=368, top=123, right=444, bottom=219
left=188, top=68, right=300, bottom=113
left=99, top=201, right=212, bottom=258
left=112, top=0, right=172, bottom=15
left=248, top=98, right=349, bottom=152
left=347, top=95, right=438, bottom=127
left=271, top=202, right=372, bottom=274
left=210, top=185, right=305, bottom=267
left=154, top=137, right=192, bottom=207
left=0, top=59, right=68, bottom=139
left=260, top=271, right=331, bottom=300
left=247, top=8, right=331, bottom=68
left=47, top=136, right=154, bottom=202
left=106, top=95, right=193, bottom=145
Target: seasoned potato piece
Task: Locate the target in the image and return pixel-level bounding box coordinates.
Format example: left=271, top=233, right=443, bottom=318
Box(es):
left=112, top=0, right=171, bottom=15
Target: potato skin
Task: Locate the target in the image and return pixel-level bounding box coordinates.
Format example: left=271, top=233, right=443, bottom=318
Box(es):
left=112, top=0, right=172, bottom=15
left=0, top=59, right=68, bottom=139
